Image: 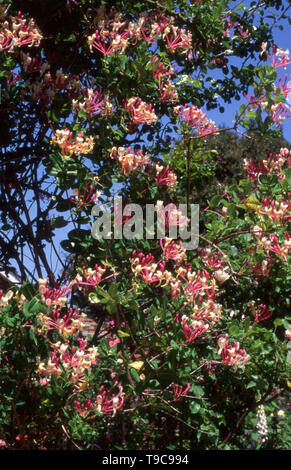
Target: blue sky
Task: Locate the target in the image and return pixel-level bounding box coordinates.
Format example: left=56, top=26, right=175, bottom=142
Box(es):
left=203, top=1, right=291, bottom=141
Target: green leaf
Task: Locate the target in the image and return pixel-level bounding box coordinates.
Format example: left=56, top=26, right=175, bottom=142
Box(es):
left=117, top=330, right=130, bottom=338
left=129, top=367, right=140, bottom=383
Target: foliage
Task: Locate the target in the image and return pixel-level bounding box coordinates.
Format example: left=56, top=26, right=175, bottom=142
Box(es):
left=0, top=0, right=290, bottom=450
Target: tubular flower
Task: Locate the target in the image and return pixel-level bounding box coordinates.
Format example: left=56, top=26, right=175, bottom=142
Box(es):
left=37, top=339, right=99, bottom=387
left=174, top=104, right=217, bottom=135
left=244, top=148, right=291, bottom=182
left=131, top=251, right=172, bottom=287
left=0, top=12, right=42, bottom=52
left=70, top=183, right=100, bottom=208
left=159, top=79, right=179, bottom=103
left=37, top=307, right=87, bottom=337
left=163, top=25, right=192, bottom=53
left=38, top=278, right=71, bottom=308
left=151, top=55, right=174, bottom=80
left=270, top=46, right=291, bottom=69
left=198, top=248, right=225, bottom=269
left=250, top=303, right=273, bottom=322
left=172, top=383, right=190, bottom=401
left=72, top=87, right=104, bottom=116
left=74, top=398, right=93, bottom=417
left=95, top=383, right=124, bottom=416
left=109, top=146, right=150, bottom=175
left=88, top=28, right=129, bottom=55
left=51, top=129, right=94, bottom=158
left=250, top=258, right=274, bottom=277
left=73, top=265, right=110, bottom=293
left=124, top=97, right=157, bottom=126
left=218, top=337, right=250, bottom=366
left=154, top=164, right=177, bottom=187
left=259, top=232, right=291, bottom=265
left=160, top=238, right=186, bottom=262
left=182, top=317, right=208, bottom=342
left=259, top=195, right=291, bottom=224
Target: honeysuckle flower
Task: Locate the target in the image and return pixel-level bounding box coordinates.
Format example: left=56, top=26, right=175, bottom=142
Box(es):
left=159, top=79, right=179, bottom=103
left=182, top=317, right=207, bottom=342
left=151, top=55, right=174, bottom=79
left=124, top=97, right=157, bottom=125
left=174, top=104, right=217, bottom=135
left=38, top=278, right=71, bottom=308
left=271, top=46, right=291, bottom=69
left=163, top=25, right=192, bottom=53
left=51, top=129, right=94, bottom=158
left=250, top=303, right=273, bottom=322
left=154, top=165, right=177, bottom=187
left=213, top=268, right=230, bottom=284
left=160, top=238, right=186, bottom=262
left=109, top=146, right=150, bottom=175
left=95, top=383, right=124, bottom=416
left=218, top=339, right=250, bottom=366
left=74, top=398, right=93, bottom=417
left=259, top=196, right=291, bottom=224
left=0, top=12, right=42, bottom=52
left=70, top=183, right=100, bottom=208
left=172, top=383, right=190, bottom=401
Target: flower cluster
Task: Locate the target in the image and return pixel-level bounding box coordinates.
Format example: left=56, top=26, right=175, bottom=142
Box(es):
left=174, top=104, right=217, bottom=135
left=20, top=52, right=80, bottom=106
left=182, top=317, right=208, bottom=342
left=253, top=229, right=291, bottom=265
left=70, top=183, right=101, bottom=209
left=270, top=46, right=291, bottom=69
left=109, top=146, right=150, bottom=175
left=37, top=307, right=88, bottom=338
left=75, top=382, right=124, bottom=417
left=259, top=195, right=291, bottom=225
left=250, top=303, right=273, bottom=323
left=159, top=79, right=179, bottom=103
left=37, top=339, right=99, bottom=388
left=256, top=404, right=268, bottom=443
left=244, top=148, right=291, bottom=182
left=154, top=164, right=177, bottom=188
left=0, top=12, right=42, bottom=52
left=217, top=337, right=250, bottom=366
left=124, top=97, right=157, bottom=126
left=72, top=88, right=114, bottom=117
left=160, top=238, right=186, bottom=262
left=163, top=25, right=192, bottom=54
left=51, top=129, right=94, bottom=158
left=88, top=12, right=192, bottom=57
left=38, top=278, right=71, bottom=308
left=72, top=264, right=113, bottom=295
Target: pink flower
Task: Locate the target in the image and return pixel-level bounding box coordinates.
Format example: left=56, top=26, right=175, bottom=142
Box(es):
left=124, top=97, right=157, bottom=125
left=182, top=318, right=207, bottom=342
left=70, top=182, right=99, bottom=208
left=218, top=339, right=250, bottom=366
left=250, top=303, right=273, bottom=322
left=95, top=382, right=124, bottom=416
left=174, top=104, right=217, bottom=135
left=172, top=383, right=190, bottom=400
